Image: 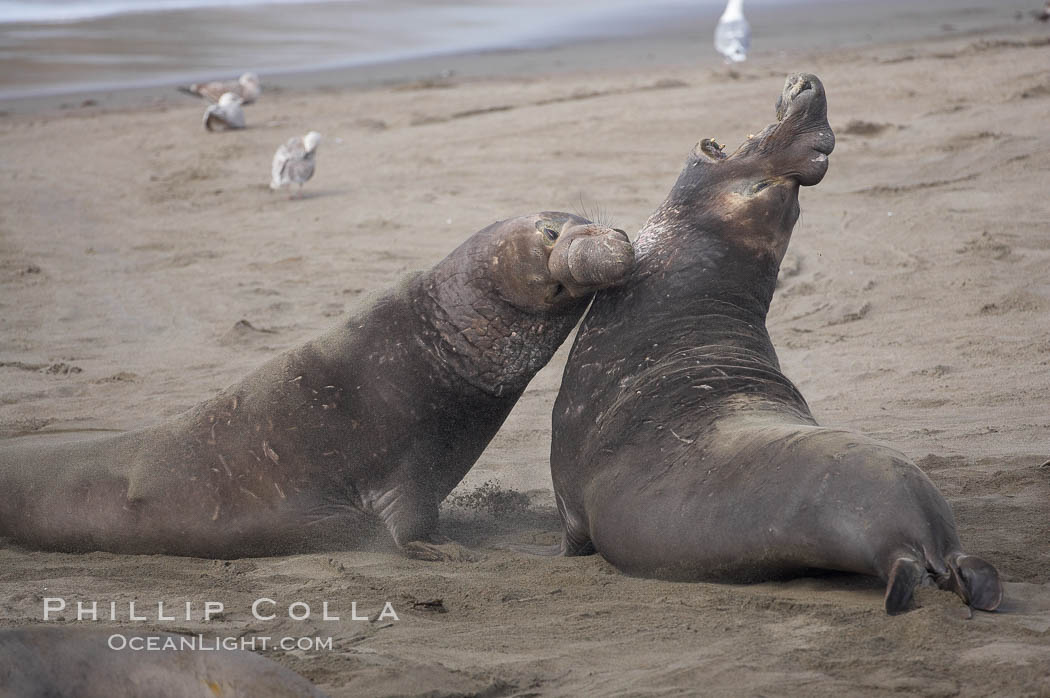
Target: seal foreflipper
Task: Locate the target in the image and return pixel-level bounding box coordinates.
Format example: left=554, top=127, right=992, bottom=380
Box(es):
left=943, top=553, right=1003, bottom=612
left=885, top=556, right=926, bottom=615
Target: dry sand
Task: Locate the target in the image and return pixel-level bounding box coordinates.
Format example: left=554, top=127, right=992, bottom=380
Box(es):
left=1, top=20, right=1050, bottom=698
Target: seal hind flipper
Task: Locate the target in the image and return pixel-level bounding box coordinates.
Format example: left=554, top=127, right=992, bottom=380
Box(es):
left=884, top=556, right=927, bottom=615
left=886, top=552, right=1003, bottom=614
left=943, top=553, right=1003, bottom=612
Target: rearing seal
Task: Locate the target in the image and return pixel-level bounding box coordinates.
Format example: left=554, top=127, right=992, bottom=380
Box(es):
left=545, top=74, right=1001, bottom=613
left=0, top=213, right=633, bottom=559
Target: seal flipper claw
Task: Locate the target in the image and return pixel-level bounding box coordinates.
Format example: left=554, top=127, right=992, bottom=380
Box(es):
left=885, top=557, right=925, bottom=615
left=944, top=553, right=1003, bottom=612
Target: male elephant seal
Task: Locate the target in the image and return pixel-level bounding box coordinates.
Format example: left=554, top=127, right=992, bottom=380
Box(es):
left=0, top=213, right=633, bottom=559
left=0, top=626, right=326, bottom=697
left=545, top=74, right=1002, bottom=614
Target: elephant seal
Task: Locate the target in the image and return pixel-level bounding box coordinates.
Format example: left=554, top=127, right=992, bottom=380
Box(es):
left=0, top=213, right=633, bottom=559
left=0, top=626, right=326, bottom=697
left=545, top=74, right=1002, bottom=614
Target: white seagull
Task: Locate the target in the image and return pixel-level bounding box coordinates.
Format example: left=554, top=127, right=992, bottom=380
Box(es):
left=203, top=92, right=246, bottom=131
left=180, top=72, right=261, bottom=105
left=714, top=0, right=750, bottom=63
left=270, top=131, right=321, bottom=198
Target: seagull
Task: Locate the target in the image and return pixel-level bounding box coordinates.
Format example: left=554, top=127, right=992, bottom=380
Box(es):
left=180, top=72, right=261, bottom=104
left=203, top=92, right=245, bottom=131
left=270, top=131, right=321, bottom=198
left=714, top=0, right=750, bottom=63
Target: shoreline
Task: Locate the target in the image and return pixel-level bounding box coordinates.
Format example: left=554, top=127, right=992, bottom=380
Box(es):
left=0, top=0, right=1040, bottom=115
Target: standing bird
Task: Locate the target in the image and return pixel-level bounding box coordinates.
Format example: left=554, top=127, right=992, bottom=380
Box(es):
left=270, top=131, right=321, bottom=198
left=203, top=92, right=245, bottom=131
left=714, top=0, right=750, bottom=63
left=179, top=72, right=261, bottom=104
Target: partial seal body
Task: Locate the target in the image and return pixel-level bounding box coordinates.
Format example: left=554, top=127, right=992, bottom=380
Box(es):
left=0, top=213, right=633, bottom=558
left=549, top=74, right=1001, bottom=614
left=0, top=627, right=326, bottom=697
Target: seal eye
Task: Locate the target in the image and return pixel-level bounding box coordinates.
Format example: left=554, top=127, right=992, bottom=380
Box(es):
left=750, top=180, right=773, bottom=195
left=536, top=221, right=560, bottom=242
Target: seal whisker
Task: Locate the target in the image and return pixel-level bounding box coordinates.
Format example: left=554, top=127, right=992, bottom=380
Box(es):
left=669, top=429, right=695, bottom=445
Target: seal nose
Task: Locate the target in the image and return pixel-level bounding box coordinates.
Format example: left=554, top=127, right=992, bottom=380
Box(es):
left=565, top=229, right=634, bottom=288
left=788, top=75, right=813, bottom=99
left=775, top=73, right=825, bottom=122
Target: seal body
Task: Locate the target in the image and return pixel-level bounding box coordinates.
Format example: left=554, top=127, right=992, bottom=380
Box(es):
left=548, top=74, right=1001, bottom=613
left=0, top=213, right=633, bottom=558
left=0, top=627, right=326, bottom=697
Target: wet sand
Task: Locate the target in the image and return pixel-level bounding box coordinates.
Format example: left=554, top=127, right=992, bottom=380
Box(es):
left=1, top=12, right=1050, bottom=698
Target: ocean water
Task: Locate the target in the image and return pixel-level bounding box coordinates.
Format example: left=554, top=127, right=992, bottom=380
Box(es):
left=0, top=0, right=731, bottom=98
left=0, top=0, right=1035, bottom=100
left=0, top=0, right=353, bottom=24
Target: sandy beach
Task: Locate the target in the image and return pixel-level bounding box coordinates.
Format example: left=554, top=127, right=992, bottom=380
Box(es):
left=1, top=4, right=1050, bottom=696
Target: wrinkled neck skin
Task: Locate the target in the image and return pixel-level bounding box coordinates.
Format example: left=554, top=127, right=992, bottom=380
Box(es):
left=412, top=242, right=588, bottom=398
left=632, top=174, right=786, bottom=327
left=589, top=161, right=811, bottom=418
